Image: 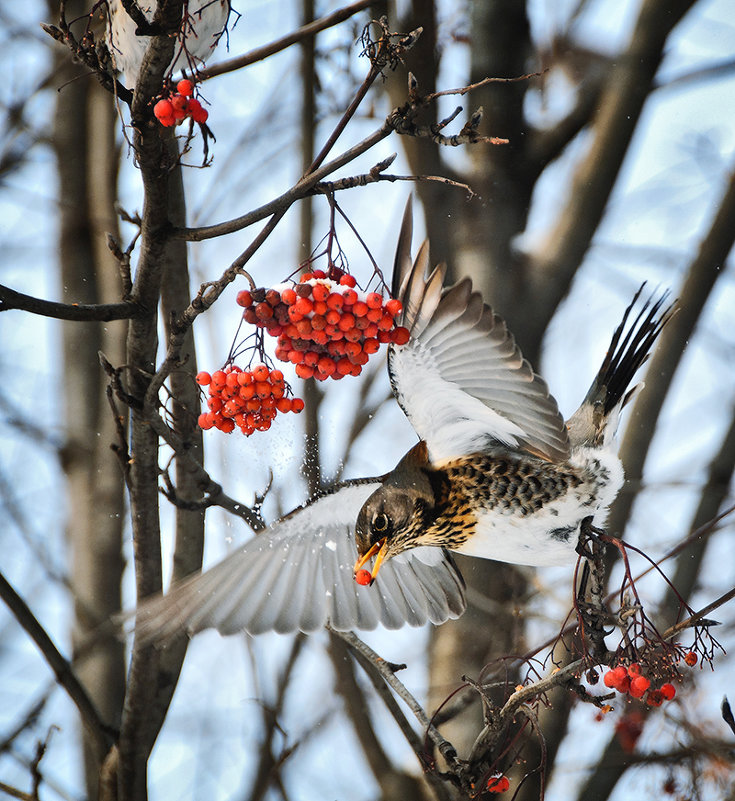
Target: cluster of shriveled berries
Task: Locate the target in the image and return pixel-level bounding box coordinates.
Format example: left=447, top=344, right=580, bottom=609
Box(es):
left=603, top=663, right=677, bottom=707
left=236, top=269, right=410, bottom=381
left=485, top=775, right=510, bottom=794
left=196, top=365, right=303, bottom=436
left=154, top=79, right=209, bottom=127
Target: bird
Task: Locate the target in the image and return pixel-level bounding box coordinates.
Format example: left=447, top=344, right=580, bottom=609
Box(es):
left=133, top=200, right=675, bottom=644
left=107, top=0, right=231, bottom=87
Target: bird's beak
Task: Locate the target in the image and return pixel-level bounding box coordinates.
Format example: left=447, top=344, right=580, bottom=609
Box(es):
left=354, top=538, right=388, bottom=582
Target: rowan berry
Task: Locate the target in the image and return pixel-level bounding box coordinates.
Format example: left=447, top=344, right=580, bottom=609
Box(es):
left=385, top=298, right=402, bottom=317
left=659, top=683, right=676, bottom=700
left=355, top=569, right=372, bottom=585
left=684, top=651, right=697, bottom=667
left=391, top=326, right=410, bottom=345
left=646, top=690, right=664, bottom=707
left=486, top=775, right=510, bottom=793
left=252, top=365, right=270, bottom=382
left=629, top=675, right=651, bottom=698
left=188, top=99, right=209, bottom=123
left=196, top=371, right=211, bottom=385
left=312, top=283, right=329, bottom=302
left=177, top=79, right=194, bottom=96
left=153, top=98, right=175, bottom=126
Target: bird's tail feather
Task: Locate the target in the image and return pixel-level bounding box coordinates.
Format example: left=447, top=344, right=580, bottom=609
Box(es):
left=568, top=284, right=677, bottom=447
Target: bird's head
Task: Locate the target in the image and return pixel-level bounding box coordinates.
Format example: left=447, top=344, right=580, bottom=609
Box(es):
left=354, top=442, right=434, bottom=583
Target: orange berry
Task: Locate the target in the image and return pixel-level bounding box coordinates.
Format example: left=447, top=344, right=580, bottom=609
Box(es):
left=385, top=298, right=403, bottom=317
left=255, top=381, right=272, bottom=397
left=338, top=313, right=355, bottom=332
left=684, top=652, right=698, bottom=667
left=236, top=290, right=253, bottom=307
left=218, top=417, right=235, bottom=433
left=366, top=292, right=383, bottom=309
left=177, top=79, right=194, bottom=96
left=269, top=369, right=284, bottom=382
left=629, top=675, right=651, bottom=698
left=646, top=690, right=664, bottom=707
left=265, top=289, right=281, bottom=307
left=281, top=287, right=297, bottom=305
left=196, top=371, right=211, bottom=385
left=276, top=397, right=292, bottom=413
left=239, top=384, right=255, bottom=400
left=252, top=365, right=269, bottom=382
left=294, top=297, right=313, bottom=316
left=326, top=292, right=344, bottom=311
left=486, top=775, right=510, bottom=793
left=153, top=98, right=175, bottom=125
left=355, top=569, right=372, bottom=586
left=660, top=683, right=676, bottom=700
left=255, top=302, right=273, bottom=320
left=211, top=370, right=227, bottom=388
left=317, top=356, right=336, bottom=376
left=223, top=401, right=240, bottom=416
left=336, top=357, right=352, bottom=375
left=291, top=397, right=305, bottom=412
left=198, top=412, right=214, bottom=429
left=352, top=300, right=368, bottom=317
left=341, top=288, right=358, bottom=306
left=339, top=274, right=357, bottom=288
left=391, top=326, right=410, bottom=345
left=189, top=101, right=209, bottom=123
left=312, top=283, right=329, bottom=302
left=295, top=364, right=314, bottom=379
left=363, top=337, right=380, bottom=354
left=627, top=663, right=641, bottom=676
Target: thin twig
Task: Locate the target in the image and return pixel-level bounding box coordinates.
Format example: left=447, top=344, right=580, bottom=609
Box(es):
left=0, top=571, right=115, bottom=754
left=199, top=0, right=374, bottom=79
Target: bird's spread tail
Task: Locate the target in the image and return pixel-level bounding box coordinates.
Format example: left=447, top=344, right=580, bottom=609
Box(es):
left=568, top=285, right=677, bottom=447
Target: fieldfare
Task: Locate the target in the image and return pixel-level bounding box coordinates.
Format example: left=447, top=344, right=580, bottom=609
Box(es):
left=135, top=202, right=675, bottom=643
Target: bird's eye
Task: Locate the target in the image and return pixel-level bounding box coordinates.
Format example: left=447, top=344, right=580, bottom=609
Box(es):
left=372, top=513, right=390, bottom=533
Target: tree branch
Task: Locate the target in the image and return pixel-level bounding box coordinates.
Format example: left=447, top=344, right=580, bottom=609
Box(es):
left=0, top=570, right=115, bottom=755
left=198, top=0, right=374, bottom=80
left=0, top=283, right=142, bottom=321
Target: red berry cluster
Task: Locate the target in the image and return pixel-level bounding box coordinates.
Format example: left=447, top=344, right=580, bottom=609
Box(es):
left=603, top=663, right=677, bottom=707
left=485, top=775, right=510, bottom=794
left=236, top=270, right=410, bottom=381
left=196, top=365, right=304, bottom=436
left=154, top=79, right=209, bottom=127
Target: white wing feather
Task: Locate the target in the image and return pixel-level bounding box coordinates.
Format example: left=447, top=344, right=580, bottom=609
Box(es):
left=389, top=201, right=570, bottom=464
left=134, top=481, right=465, bottom=644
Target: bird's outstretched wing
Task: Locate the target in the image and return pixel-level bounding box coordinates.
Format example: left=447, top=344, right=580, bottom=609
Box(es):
left=134, top=480, right=466, bottom=644
left=388, top=200, right=570, bottom=464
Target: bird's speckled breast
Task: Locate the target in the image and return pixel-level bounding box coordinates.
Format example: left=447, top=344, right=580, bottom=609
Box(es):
left=417, top=454, right=585, bottom=551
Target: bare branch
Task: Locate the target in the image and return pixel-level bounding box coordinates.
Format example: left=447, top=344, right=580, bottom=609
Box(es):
left=0, top=283, right=142, bottom=321
left=0, top=570, right=115, bottom=754
left=199, top=0, right=374, bottom=79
